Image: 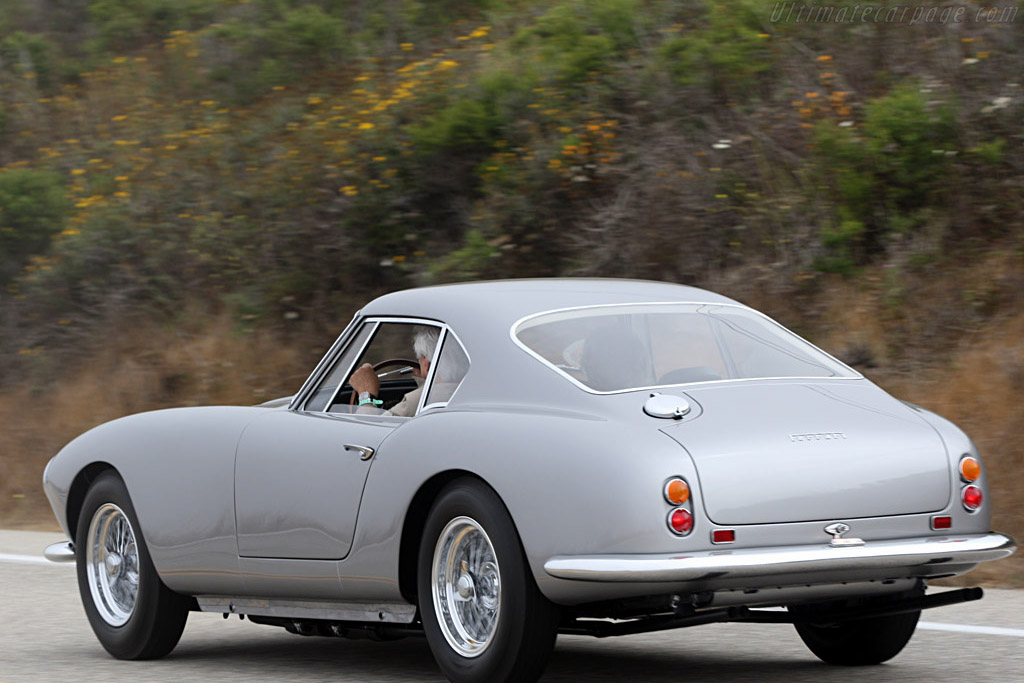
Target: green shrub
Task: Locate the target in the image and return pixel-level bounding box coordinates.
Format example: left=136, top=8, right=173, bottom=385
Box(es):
left=813, top=85, right=957, bottom=271
left=658, top=0, right=772, bottom=98
left=0, top=169, right=69, bottom=283
left=207, top=4, right=348, bottom=101
left=0, top=31, right=58, bottom=91
left=515, top=0, right=639, bottom=86
left=862, top=85, right=956, bottom=212
left=87, top=0, right=221, bottom=53
left=970, top=139, right=1005, bottom=165
left=430, top=229, right=499, bottom=281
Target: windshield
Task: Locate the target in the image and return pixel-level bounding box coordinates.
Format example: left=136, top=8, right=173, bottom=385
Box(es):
left=513, top=303, right=857, bottom=393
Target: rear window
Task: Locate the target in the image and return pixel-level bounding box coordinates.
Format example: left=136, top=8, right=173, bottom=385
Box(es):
left=513, top=303, right=856, bottom=393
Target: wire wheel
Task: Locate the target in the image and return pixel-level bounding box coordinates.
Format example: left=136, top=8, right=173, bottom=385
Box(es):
left=431, top=515, right=502, bottom=658
left=85, top=503, right=140, bottom=627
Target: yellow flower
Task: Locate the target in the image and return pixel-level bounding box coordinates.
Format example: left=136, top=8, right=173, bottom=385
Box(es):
left=71, top=169, right=85, bottom=176
left=358, top=122, right=375, bottom=130
left=400, top=43, right=414, bottom=51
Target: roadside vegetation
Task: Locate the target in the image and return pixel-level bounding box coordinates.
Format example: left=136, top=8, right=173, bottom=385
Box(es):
left=0, top=0, right=1021, bottom=584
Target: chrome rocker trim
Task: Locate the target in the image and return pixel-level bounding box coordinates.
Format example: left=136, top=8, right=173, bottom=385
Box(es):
left=44, top=541, right=76, bottom=563
left=544, top=532, right=1016, bottom=583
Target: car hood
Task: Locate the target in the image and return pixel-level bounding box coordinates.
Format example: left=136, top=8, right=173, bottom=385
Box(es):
left=660, top=381, right=952, bottom=525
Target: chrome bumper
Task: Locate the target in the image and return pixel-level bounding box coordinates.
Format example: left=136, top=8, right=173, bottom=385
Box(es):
left=44, top=541, right=76, bottom=563
left=544, top=532, right=1016, bottom=583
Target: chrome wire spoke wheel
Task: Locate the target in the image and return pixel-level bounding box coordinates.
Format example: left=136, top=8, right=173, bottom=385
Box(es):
left=431, top=516, right=502, bottom=657
left=85, top=503, right=140, bottom=627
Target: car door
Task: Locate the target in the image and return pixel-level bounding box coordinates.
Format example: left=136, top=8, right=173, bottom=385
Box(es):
left=233, top=318, right=442, bottom=560
left=234, top=409, right=398, bottom=559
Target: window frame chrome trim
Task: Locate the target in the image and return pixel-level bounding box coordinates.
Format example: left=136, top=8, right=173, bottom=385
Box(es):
left=319, top=320, right=380, bottom=413
left=289, top=312, right=361, bottom=411
left=419, top=328, right=473, bottom=413
left=414, top=327, right=446, bottom=416
left=509, top=301, right=862, bottom=396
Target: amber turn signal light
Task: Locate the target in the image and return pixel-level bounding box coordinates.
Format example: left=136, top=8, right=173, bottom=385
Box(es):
left=664, top=478, right=690, bottom=506
left=959, top=456, right=981, bottom=483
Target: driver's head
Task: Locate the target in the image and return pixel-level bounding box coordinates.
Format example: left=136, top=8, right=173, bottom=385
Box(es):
left=413, top=327, right=440, bottom=377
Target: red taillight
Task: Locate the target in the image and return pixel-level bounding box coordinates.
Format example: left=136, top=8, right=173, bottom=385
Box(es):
left=931, top=516, right=952, bottom=530
left=668, top=508, right=693, bottom=535
left=712, top=529, right=735, bottom=544
left=962, top=485, right=983, bottom=511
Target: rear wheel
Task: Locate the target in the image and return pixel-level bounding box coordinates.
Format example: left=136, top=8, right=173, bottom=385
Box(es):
left=417, top=478, right=560, bottom=683
left=794, top=610, right=920, bottom=665
left=76, top=472, right=190, bottom=659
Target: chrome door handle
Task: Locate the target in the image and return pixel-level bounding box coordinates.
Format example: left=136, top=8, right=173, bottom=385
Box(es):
left=344, top=444, right=374, bottom=461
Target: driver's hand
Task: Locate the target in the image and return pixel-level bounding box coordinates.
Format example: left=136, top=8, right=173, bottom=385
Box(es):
left=349, top=363, right=381, bottom=395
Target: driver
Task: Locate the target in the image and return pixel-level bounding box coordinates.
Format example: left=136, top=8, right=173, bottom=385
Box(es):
left=349, top=327, right=438, bottom=417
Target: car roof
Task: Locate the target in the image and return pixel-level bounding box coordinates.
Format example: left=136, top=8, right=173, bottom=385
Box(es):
left=353, top=279, right=746, bottom=408
left=360, top=278, right=741, bottom=334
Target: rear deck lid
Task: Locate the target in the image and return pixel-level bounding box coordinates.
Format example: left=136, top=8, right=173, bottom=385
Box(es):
left=661, top=381, right=951, bottom=525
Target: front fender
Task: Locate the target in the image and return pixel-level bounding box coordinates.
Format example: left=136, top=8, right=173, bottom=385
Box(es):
left=42, top=406, right=263, bottom=594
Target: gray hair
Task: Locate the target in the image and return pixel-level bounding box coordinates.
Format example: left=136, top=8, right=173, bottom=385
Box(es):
left=413, top=326, right=469, bottom=385
left=413, top=327, right=440, bottom=361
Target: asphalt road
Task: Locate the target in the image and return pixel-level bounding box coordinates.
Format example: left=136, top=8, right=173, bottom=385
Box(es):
left=2, top=530, right=1022, bottom=683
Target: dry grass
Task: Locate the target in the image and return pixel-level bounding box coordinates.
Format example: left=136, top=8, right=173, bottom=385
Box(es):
left=0, top=313, right=316, bottom=528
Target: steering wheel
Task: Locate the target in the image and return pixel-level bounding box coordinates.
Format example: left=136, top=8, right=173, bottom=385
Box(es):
left=349, top=358, right=420, bottom=405
left=373, top=358, right=419, bottom=374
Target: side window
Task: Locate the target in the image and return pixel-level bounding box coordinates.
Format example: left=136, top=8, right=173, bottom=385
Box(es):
left=330, top=322, right=442, bottom=416
left=423, top=332, right=470, bottom=408
left=304, top=323, right=375, bottom=412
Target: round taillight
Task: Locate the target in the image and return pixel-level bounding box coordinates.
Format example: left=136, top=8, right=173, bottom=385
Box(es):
left=664, top=478, right=690, bottom=505
left=668, top=508, right=693, bottom=535
left=962, top=485, right=983, bottom=511
left=960, top=457, right=981, bottom=483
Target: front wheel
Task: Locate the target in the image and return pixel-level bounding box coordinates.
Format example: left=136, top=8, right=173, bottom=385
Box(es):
left=794, top=610, right=920, bottom=665
left=418, top=478, right=560, bottom=683
left=76, top=472, right=190, bottom=659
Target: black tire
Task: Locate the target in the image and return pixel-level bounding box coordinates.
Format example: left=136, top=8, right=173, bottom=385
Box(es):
left=417, top=478, right=560, bottom=683
left=75, top=471, right=190, bottom=660
left=794, top=610, right=920, bottom=665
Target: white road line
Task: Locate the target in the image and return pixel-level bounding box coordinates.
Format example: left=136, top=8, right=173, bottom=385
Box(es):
left=0, top=552, right=73, bottom=566
left=918, top=621, right=1024, bottom=638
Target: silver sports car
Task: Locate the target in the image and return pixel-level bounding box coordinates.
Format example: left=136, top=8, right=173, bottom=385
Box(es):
left=42, top=279, right=1016, bottom=682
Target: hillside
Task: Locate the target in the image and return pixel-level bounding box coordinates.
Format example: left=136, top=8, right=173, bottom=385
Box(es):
left=0, top=1, right=1021, bottom=584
